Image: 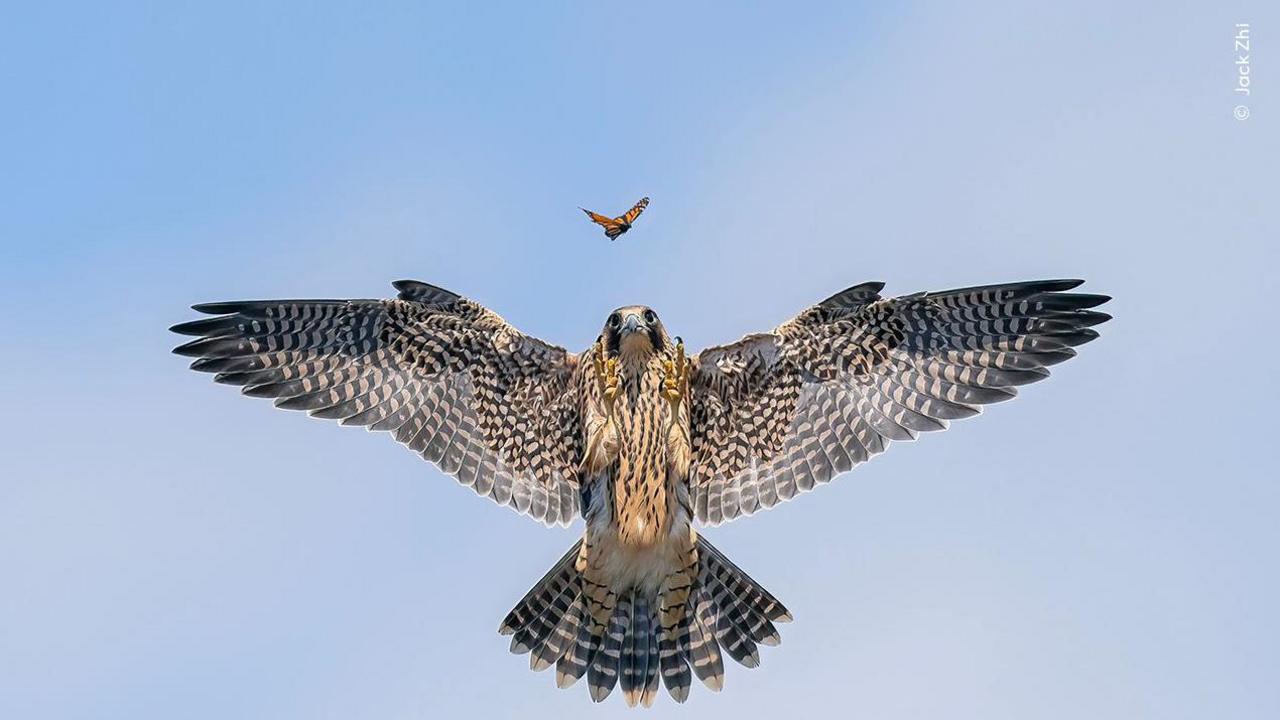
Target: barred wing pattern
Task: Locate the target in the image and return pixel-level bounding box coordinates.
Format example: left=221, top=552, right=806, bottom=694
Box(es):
left=172, top=280, right=583, bottom=526
left=688, top=279, right=1110, bottom=525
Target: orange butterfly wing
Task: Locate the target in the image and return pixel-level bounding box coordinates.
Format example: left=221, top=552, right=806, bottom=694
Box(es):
left=580, top=207, right=624, bottom=239
left=581, top=197, right=648, bottom=240
left=618, top=196, right=650, bottom=226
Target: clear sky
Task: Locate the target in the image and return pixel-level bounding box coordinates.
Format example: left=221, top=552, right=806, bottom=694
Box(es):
left=2, top=2, right=1277, bottom=718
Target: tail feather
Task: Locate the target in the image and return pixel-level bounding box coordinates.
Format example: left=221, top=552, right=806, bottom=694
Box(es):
left=498, top=540, right=581, bottom=645
left=531, top=596, right=585, bottom=671
left=698, top=538, right=791, bottom=621
left=689, top=596, right=726, bottom=691
left=658, top=625, right=692, bottom=702
left=502, top=535, right=790, bottom=704
left=643, top=604, right=661, bottom=706
left=715, top=609, right=761, bottom=668
left=499, top=540, right=581, bottom=635
left=556, top=613, right=596, bottom=688
left=621, top=591, right=651, bottom=707
left=701, top=558, right=780, bottom=655
left=513, top=578, right=578, bottom=657
left=588, top=596, right=629, bottom=702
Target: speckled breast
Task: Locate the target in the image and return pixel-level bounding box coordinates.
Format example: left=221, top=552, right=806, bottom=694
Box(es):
left=610, top=359, right=677, bottom=546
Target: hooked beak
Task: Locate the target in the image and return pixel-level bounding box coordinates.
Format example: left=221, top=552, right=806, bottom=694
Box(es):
left=621, top=313, right=643, bottom=335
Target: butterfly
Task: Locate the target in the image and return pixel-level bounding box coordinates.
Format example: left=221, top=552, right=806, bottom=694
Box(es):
left=580, top=197, right=650, bottom=241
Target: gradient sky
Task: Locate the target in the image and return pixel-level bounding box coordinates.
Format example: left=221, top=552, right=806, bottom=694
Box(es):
left=2, top=2, right=1277, bottom=719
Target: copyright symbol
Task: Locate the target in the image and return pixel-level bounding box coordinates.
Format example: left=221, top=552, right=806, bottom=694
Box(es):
left=1234, top=105, right=1250, bottom=120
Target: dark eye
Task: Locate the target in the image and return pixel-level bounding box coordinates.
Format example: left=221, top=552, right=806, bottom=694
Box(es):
left=607, top=313, right=621, bottom=329
left=643, top=309, right=657, bottom=324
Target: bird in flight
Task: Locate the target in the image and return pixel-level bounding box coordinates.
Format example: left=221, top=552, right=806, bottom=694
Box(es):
left=581, top=196, right=649, bottom=240
left=172, top=277, right=1109, bottom=706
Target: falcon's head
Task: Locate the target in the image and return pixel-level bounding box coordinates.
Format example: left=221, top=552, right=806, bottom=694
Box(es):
left=603, top=305, right=671, bottom=359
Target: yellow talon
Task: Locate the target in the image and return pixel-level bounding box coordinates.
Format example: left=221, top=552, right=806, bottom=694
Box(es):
left=593, top=342, right=620, bottom=418
left=582, top=342, right=622, bottom=473
left=663, top=337, right=689, bottom=407
left=603, top=358, right=619, bottom=412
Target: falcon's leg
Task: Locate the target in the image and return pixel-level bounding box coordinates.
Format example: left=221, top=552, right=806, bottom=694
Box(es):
left=661, top=337, right=689, bottom=418
left=662, top=338, right=691, bottom=477
left=597, top=350, right=620, bottom=419
left=582, top=344, right=621, bottom=473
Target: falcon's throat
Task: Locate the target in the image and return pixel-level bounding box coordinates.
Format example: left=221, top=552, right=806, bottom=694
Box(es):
left=619, top=324, right=654, bottom=358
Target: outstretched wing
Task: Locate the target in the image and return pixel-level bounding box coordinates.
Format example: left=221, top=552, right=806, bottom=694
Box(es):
left=172, top=280, right=584, bottom=526
left=617, top=196, right=650, bottom=226
left=687, top=279, right=1110, bottom=525
left=581, top=207, right=625, bottom=239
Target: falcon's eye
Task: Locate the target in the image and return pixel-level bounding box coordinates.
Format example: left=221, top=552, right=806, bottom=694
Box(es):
left=607, top=313, right=621, bottom=330
left=643, top=309, right=657, bottom=324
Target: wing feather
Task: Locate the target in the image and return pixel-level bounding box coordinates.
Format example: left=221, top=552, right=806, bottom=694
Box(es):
left=688, top=279, right=1110, bottom=524
left=173, top=280, right=584, bottom=526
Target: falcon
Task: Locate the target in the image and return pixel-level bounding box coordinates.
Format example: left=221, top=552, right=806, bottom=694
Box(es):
left=171, top=277, right=1110, bottom=706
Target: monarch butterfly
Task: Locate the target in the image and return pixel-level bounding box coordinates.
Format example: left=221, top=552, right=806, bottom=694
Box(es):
left=580, top=197, right=650, bottom=241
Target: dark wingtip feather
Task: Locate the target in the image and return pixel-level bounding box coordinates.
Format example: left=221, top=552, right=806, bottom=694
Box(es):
left=1073, top=293, right=1110, bottom=308
left=172, top=337, right=211, bottom=357
left=170, top=316, right=239, bottom=337
left=275, top=394, right=326, bottom=411
left=172, top=336, right=254, bottom=359
left=818, top=281, right=885, bottom=311
left=922, top=278, right=1086, bottom=303
left=191, top=356, right=262, bottom=374
left=1048, top=328, right=1101, bottom=347
left=1039, top=293, right=1111, bottom=311
left=241, top=382, right=285, bottom=397
left=1002, top=279, right=1085, bottom=296
left=1041, top=279, right=1086, bottom=291
left=213, top=372, right=253, bottom=386
left=189, top=358, right=225, bottom=373
left=393, top=280, right=461, bottom=305
left=1031, top=349, right=1078, bottom=367
left=190, top=301, right=245, bottom=315
left=1059, top=310, right=1112, bottom=328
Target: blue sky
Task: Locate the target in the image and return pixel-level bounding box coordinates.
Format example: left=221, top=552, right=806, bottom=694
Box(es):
left=1, top=2, right=1277, bottom=718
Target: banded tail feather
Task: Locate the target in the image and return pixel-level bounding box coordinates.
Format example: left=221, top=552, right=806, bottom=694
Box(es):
left=499, top=540, right=582, bottom=659
left=501, top=536, right=789, bottom=705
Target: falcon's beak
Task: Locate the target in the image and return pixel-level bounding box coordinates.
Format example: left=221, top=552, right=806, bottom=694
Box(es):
left=621, top=313, right=644, bottom=335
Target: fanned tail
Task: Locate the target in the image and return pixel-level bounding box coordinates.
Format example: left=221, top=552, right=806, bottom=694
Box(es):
left=498, top=540, right=582, bottom=664
left=696, top=536, right=791, bottom=669
left=500, top=535, right=790, bottom=706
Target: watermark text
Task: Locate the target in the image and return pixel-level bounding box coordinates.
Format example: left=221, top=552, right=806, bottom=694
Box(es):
left=1234, top=23, right=1251, bottom=120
